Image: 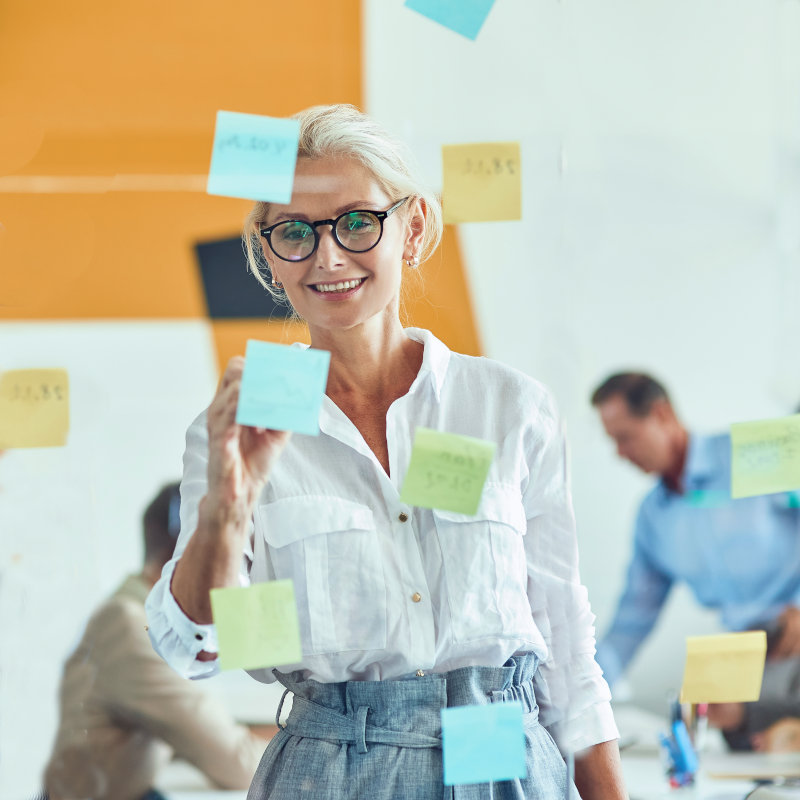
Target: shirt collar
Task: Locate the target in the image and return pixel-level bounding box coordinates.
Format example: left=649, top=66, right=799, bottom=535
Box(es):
left=679, top=433, right=721, bottom=488
left=402, top=327, right=450, bottom=403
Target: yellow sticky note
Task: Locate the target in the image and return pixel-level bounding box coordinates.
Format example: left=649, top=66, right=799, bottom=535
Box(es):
left=442, top=142, right=521, bottom=223
left=730, top=414, right=800, bottom=499
left=680, top=631, right=767, bottom=704
left=400, top=427, right=496, bottom=515
left=0, top=369, right=69, bottom=448
left=209, top=580, right=303, bottom=671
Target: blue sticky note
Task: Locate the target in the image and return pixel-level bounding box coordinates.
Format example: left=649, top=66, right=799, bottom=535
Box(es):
left=404, top=0, right=495, bottom=40
left=207, top=110, right=300, bottom=202
left=441, top=702, right=527, bottom=786
left=236, top=341, right=331, bottom=436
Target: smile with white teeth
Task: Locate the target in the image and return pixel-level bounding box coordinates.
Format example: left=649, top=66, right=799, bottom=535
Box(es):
left=313, top=278, right=365, bottom=293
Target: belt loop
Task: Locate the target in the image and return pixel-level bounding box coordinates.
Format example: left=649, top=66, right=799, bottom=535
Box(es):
left=355, top=705, right=369, bottom=754
left=275, top=688, right=291, bottom=730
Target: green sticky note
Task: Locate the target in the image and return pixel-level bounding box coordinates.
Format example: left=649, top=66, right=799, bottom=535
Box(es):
left=209, top=580, right=302, bottom=671
left=400, top=428, right=495, bottom=515
left=730, top=414, right=800, bottom=499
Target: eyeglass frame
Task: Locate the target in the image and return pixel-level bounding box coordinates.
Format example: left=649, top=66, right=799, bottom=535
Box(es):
left=259, top=197, right=410, bottom=263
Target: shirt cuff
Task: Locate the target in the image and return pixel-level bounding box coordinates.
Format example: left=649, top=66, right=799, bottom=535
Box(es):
left=549, top=700, right=620, bottom=755
left=145, top=559, right=220, bottom=679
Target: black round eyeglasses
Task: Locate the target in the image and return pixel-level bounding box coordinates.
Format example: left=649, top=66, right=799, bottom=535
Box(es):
left=259, top=197, right=409, bottom=263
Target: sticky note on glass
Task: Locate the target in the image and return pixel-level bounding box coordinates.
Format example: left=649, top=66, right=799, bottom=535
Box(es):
left=442, top=142, right=521, bottom=223
left=441, top=702, right=527, bottom=785
left=405, top=0, right=495, bottom=40
left=680, top=631, right=767, bottom=704
left=730, top=415, right=800, bottom=499
left=400, top=428, right=495, bottom=515
left=209, top=580, right=303, bottom=671
left=236, top=341, right=330, bottom=436
left=207, top=110, right=300, bottom=202
left=0, top=369, right=69, bottom=448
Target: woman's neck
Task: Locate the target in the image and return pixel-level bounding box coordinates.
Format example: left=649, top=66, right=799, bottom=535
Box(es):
left=311, top=317, right=421, bottom=403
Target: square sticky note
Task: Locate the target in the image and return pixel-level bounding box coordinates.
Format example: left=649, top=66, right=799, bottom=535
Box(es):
left=207, top=110, right=300, bottom=202
left=236, top=341, right=330, bottom=436
left=442, top=142, right=522, bottom=223
left=209, top=580, right=303, bottom=671
left=405, top=0, right=496, bottom=40
left=441, top=702, right=527, bottom=785
left=0, top=369, right=69, bottom=448
left=730, top=415, right=800, bottom=499
left=680, top=631, right=767, bottom=704
left=400, top=428, right=495, bottom=515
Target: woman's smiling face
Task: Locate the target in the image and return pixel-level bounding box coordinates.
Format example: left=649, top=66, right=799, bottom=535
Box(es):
left=262, top=155, right=414, bottom=335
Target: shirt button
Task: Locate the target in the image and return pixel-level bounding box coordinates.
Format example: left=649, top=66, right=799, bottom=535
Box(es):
left=412, top=592, right=422, bottom=603
left=144, top=625, right=149, bottom=631
left=195, top=633, right=203, bottom=641
left=416, top=669, right=425, bottom=677
left=398, top=512, right=409, bottom=523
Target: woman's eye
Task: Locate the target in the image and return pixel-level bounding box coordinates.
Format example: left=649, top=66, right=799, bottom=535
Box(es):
left=344, top=214, right=377, bottom=234
left=280, top=223, right=311, bottom=242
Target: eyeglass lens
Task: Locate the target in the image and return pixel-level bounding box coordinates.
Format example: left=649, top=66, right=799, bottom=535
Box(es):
left=271, top=211, right=382, bottom=261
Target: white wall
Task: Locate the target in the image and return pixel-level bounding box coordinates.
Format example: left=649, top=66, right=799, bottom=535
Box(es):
left=365, top=0, right=800, bottom=711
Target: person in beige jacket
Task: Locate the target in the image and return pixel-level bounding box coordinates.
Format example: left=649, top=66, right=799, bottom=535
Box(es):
left=43, top=483, right=273, bottom=800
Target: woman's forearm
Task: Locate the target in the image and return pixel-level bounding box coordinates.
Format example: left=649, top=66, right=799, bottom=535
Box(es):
left=573, top=740, right=628, bottom=800
left=170, top=494, right=252, bottom=624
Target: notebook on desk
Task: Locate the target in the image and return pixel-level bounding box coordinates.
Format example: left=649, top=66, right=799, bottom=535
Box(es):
left=703, top=752, right=800, bottom=780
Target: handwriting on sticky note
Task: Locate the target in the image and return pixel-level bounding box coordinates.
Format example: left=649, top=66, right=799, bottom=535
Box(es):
left=441, top=702, right=527, bottom=785
left=680, top=631, right=767, bottom=704
left=0, top=369, right=69, bottom=448
left=236, top=341, right=331, bottom=436
left=730, top=415, right=800, bottom=499
left=399, top=428, right=495, bottom=515
left=442, top=142, right=521, bottom=224
left=206, top=110, right=300, bottom=203
left=210, top=580, right=303, bottom=671
left=404, top=0, right=496, bottom=40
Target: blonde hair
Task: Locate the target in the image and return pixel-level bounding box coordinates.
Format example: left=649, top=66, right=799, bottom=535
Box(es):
left=243, top=104, right=443, bottom=302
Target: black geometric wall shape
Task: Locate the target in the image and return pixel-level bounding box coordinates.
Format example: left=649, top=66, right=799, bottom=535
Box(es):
left=194, top=236, right=293, bottom=320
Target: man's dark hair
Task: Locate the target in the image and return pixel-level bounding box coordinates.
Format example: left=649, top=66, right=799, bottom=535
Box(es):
left=591, top=372, right=670, bottom=417
left=142, top=482, right=181, bottom=566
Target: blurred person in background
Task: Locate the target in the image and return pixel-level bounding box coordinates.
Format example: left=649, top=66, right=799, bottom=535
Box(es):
left=591, top=372, right=800, bottom=750
left=42, top=483, right=273, bottom=800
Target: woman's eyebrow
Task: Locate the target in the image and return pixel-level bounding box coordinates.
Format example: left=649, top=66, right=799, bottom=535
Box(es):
left=266, top=201, right=382, bottom=225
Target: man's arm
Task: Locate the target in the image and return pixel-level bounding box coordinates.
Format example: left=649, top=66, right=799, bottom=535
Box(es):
left=98, top=600, right=268, bottom=790
left=596, top=511, right=673, bottom=688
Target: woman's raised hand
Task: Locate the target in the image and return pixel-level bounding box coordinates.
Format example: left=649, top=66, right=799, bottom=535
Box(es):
left=205, top=356, right=291, bottom=515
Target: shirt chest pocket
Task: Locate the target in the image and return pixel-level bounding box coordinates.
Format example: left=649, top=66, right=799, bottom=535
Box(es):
left=257, top=497, right=387, bottom=656
left=433, top=486, right=531, bottom=643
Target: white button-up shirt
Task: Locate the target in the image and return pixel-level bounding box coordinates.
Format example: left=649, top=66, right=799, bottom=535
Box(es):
left=145, top=328, right=617, bottom=753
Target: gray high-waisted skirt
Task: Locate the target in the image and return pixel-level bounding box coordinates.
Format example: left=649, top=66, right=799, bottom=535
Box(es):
left=247, top=653, right=577, bottom=800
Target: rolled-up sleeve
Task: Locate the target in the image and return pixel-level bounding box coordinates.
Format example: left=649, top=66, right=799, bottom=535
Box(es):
left=522, top=390, right=619, bottom=753
left=145, top=410, right=253, bottom=679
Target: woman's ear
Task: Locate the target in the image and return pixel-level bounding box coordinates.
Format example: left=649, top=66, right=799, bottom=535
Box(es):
left=405, top=197, right=428, bottom=257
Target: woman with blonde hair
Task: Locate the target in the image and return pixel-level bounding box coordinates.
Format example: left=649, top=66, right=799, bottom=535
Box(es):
left=146, top=104, right=626, bottom=800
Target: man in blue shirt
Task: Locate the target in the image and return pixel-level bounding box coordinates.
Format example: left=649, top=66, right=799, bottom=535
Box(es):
left=592, top=372, right=800, bottom=747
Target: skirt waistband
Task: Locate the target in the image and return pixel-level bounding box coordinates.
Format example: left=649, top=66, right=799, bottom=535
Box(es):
left=272, top=653, right=541, bottom=752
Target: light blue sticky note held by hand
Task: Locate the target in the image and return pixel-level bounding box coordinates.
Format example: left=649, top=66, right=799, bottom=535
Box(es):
left=404, top=0, right=496, bottom=40
left=236, top=340, right=331, bottom=436
left=207, top=111, right=300, bottom=202
left=441, top=702, right=527, bottom=785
